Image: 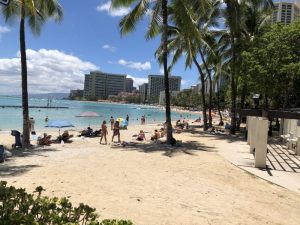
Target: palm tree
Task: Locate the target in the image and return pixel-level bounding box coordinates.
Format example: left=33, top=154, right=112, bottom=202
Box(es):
left=2, top=0, right=63, bottom=148
left=197, top=0, right=221, bottom=127
left=155, top=0, right=216, bottom=131
left=111, top=0, right=174, bottom=143
left=240, top=0, right=273, bottom=109
left=222, top=0, right=273, bottom=134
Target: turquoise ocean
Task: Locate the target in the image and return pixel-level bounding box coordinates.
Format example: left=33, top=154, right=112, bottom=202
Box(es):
left=0, top=95, right=199, bottom=131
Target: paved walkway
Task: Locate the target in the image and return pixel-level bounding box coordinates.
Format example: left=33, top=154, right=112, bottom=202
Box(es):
left=216, top=137, right=300, bottom=193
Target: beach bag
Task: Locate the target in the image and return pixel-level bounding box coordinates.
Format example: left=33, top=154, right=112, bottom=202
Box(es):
left=0, top=145, right=5, bottom=163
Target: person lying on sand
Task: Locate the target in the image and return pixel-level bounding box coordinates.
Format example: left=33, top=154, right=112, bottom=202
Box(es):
left=121, top=141, right=137, bottom=147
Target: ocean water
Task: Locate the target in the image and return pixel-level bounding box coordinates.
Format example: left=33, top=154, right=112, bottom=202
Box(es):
left=0, top=96, right=199, bottom=131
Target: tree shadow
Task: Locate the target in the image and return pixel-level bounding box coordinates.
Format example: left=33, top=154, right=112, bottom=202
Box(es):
left=0, top=147, right=59, bottom=177
left=0, top=164, right=41, bottom=177
left=187, top=125, right=246, bottom=143
left=9, top=147, right=60, bottom=158
left=110, top=140, right=216, bottom=158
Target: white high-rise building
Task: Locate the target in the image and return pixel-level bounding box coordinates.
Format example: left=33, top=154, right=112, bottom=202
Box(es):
left=273, top=0, right=300, bottom=24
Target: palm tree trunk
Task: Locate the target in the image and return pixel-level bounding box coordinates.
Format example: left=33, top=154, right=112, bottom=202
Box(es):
left=230, top=37, right=237, bottom=134
left=199, top=49, right=212, bottom=127
left=193, top=58, right=208, bottom=131
left=162, top=0, right=173, bottom=144
left=20, top=4, right=30, bottom=148
left=216, top=78, right=223, bottom=121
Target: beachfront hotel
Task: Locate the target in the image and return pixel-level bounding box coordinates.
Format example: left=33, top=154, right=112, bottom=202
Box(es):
left=125, top=78, right=134, bottom=93
left=272, top=0, right=300, bottom=24
left=148, top=75, right=181, bottom=103
left=139, top=83, right=148, bottom=103
left=84, top=71, right=127, bottom=99
left=159, top=90, right=180, bottom=105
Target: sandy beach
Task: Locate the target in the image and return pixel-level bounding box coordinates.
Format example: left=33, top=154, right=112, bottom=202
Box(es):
left=1, top=123, right=300, bottom=225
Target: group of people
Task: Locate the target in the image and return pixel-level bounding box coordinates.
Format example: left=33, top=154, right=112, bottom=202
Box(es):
left=136, top=127, right=165, bottom=142
left=175, top=118, right=189, bottom=132
left=100, top=117, right=122, bottom=145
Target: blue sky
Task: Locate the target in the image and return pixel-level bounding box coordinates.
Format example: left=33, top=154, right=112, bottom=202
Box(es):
left=0, top=0, right=198, bottom=94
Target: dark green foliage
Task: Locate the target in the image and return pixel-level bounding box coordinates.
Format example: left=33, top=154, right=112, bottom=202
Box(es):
left=172, top=90, right=202, bottom=108
left=241, top=20, right=300, bottom=108
left=0, top=181, right=133, bottom=225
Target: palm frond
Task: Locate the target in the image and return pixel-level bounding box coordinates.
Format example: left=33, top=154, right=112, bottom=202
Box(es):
left=118, top=0, right=151, bottom=36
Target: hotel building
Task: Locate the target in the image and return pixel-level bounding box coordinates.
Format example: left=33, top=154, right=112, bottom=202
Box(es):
left=84, top=71, right=126, bottom=99
left=139, top=83, right=148, bottom=103
left=125, top=78, right=134, bottom=93
left=273, top=0, right=300, bottom=24
left=148, top=75, right=181, bottom=103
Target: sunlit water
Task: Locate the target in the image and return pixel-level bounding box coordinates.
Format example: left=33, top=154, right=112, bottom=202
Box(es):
left=0, top=96, right=199, bottom=131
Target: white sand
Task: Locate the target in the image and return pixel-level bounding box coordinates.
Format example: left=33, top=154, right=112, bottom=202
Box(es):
left=1, top=123, right=300, bottom=225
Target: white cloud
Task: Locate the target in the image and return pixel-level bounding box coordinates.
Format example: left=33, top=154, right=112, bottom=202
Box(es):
left=96, top=1, right=131, bottom=17
left=0, top=49, right=98, bottom=94
left=118, top=59, right=151, bottom=71
left=126, top=75, right=148, bottom=87
left=102, top=44, right=116, bottom=52
left=159, top=68, right=164, bottom=74
left=0, top=25, right=10, bottom=33
left=181, top=79, right=188, bottom=85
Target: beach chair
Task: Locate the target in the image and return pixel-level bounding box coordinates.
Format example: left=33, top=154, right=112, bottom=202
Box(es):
left=287, top=135, right=299, bottom=151
left=280, top=132, right=292, bottom=143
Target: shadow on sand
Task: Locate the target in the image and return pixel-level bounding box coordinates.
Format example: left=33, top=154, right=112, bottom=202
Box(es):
left=111, top=139, right=216, bottom=157
left=188, top=124, right=246, bottom=143
left=0, top=147, right=59, bottom=177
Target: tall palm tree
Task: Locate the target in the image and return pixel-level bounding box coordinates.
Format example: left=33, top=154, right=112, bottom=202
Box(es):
left=240, top=0, right=273, bottom=109
left=111, top=0, right=174, bottom=143
left=2, top=0, right=63, bottom=148
left=222, top=0, right=273, bottom=134
left=197, top=0, right=221, bottom=127
left=155, top=0, right=215, bottom=130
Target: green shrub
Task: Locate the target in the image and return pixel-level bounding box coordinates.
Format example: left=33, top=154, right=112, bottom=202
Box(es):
left=0, top=181, right=133, bottom=225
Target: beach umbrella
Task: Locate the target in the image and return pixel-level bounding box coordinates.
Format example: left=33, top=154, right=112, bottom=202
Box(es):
left=45, top=120, right=75, bottom=136
left=117, top=117, right=123, bottom=122
left=76, top=111, right=100, bottom=126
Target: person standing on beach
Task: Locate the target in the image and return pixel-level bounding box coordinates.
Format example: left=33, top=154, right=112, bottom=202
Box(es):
left=29, top=117, right=35, bottom=134
left=126, top=115, right=129, bottom=125
left=112, top=121, right=120, bottom=143
left=110, top=116, right=114, bottom=130
left=141, top=115, right=145, bottom=125
left=100, top=120, right=108, bottom=145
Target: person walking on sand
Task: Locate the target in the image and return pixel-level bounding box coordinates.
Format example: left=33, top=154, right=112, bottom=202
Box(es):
left=141, top=115, right=145, bottom=125
left=29, top=117, right=35, bottom=133
left=100, top=120, right=108, bottom=145
left=126, top=115, right=129, bottom=125
left=112, top=121, right=120, bottom=143
left=110, top=116, right=114, bottom=130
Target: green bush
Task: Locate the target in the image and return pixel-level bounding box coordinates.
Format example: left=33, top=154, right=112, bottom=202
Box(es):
left=0, top=181, right=133, bottom=225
